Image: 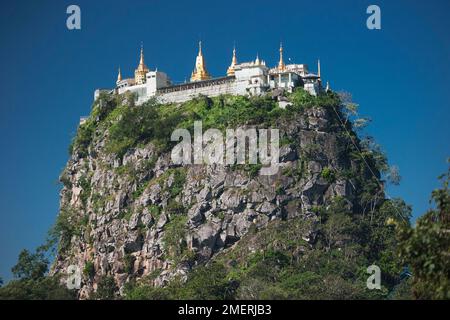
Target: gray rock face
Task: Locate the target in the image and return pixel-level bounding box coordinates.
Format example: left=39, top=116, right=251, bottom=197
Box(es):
left=279, top=145, right=298, bottom=162
left=188, top=202, right=209, bottom=227
left=52, top=104, right=358, bottom=298
left=191, top=221, right=222, bottom=257
left=219, top=188, right=245, bottom=212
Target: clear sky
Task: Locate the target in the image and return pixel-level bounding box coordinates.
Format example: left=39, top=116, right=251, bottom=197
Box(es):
left=0, top=0, right=449, bottom=282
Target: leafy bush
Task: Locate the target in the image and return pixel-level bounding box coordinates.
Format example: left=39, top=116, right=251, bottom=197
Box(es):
left=124, top=282, right=171, bottom=300
left=289, top=87, right=316, bottom=109
left=78, top=175, right=92, bottom=207
left=92, top=276, right=117, bottom=300
left=169, top=168, right=186, bottom=198
left=11, top=249, right=48, bottom=280
left=132, top=181, right=149, bottom=200
left=51, top=208, right=76, bottom=254
left=124, top=254, right=135, bottom=274
left=321, top=167, right=336, bottom=184
left=162, top=215, right=188, bottom=260
left=83, top=261, right=95, bottom=279
left=69, top=119, right=95, bottom=157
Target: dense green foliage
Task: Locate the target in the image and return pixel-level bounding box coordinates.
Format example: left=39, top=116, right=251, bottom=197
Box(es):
left=83, top=261, right=95, bottom=279
left=51, top=207, right=83, bottom=255
left=11, top=249, right=48, bottom=280
left=0, top=246, right=75, bottom=300
left=397, top=162, right=450, bottom=299
left=0, top=276, right=76, bottom=300
left=91, top=276, right=117, bottom=300
left=124, top=262, right=236, bottom=300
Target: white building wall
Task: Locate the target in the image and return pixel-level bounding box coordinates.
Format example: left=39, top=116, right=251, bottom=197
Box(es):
left=116, top=83, right=148, bottom=104
left=304, top=82, right=320, bottom=96
left=145, top=71, right=170, bottom=96
left=268, top=72, right=300, bottom=93
left=157, top=81, right=238, bottom=104
left=234, top=64, right=269, bottom=96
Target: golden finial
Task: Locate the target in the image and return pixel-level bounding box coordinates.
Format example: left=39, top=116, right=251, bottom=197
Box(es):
left=317, top=59, right=321, bottom=78
left=227, top=45, right=238, bottom=76
left=191, top=40, right=211, bottom=81
left=135, top=42, right=150, bottom=84
left=278, top=42, right=285, bottom=71
left=255, top=53, right=260, bottom=65
left=117, top=67, right=122, bottom=84
left=139, top=42, right=145, bottom=69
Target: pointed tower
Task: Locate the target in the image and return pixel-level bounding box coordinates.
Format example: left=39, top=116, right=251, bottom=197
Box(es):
left=227, top=46, right=237, bottom=76
left=134, top=43, right=150, bottom=85
left=191, top=41, right=211, bottom=82
left=278, top=42, right=286, bottom=71
left=317, top=59, right=321, bottom=78
left=116, top=67, right=122, bottom=85
left=255, top=53, right=261, bottom=65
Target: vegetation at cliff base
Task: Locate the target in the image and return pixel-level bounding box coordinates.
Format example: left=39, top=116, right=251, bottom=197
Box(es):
left=396, top=162, right=450, bottom=299
left=0, top=247, right=75, bottom=300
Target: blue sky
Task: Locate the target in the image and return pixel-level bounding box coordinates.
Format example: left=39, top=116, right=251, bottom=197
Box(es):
left=0, top=0, right=449, bottom=282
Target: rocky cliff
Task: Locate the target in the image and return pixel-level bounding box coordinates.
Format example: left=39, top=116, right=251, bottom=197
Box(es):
left=52, top=91, right=390, bottom=299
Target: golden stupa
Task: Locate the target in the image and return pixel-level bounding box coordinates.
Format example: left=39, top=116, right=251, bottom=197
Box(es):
left=278, top=42, right=286, bottom=71
left=226, top=46, right=238, bottom=76
left=190, top=41, right=211, bottom=81
left=134, top=44, right=150, bottom=85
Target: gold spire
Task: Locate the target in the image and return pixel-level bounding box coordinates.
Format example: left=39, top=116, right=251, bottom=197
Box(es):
left=317, top=59, right=321, bottom=78
left=227, top=46, right=237, bottom=76
left=116, top=67, right=122, bottom=84
left=140, top=44, right=145, bottom=65
left=135, top=43, right=150, bottom=84
left=278, top=42, right=286, bottom=71
left=191, top=41, right=211, bottom=82
left=255, top=53, right=260, bottom=65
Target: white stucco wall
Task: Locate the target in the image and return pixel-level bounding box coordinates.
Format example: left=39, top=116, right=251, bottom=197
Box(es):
left=157, top=81, right=238, bottom=103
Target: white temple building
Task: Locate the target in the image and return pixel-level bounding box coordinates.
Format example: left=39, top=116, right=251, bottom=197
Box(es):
left=94, top=42, right=324, bottom=105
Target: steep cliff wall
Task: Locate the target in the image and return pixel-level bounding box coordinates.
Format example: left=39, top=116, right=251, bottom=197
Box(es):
left=52, top=91, right=388, bottom=299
